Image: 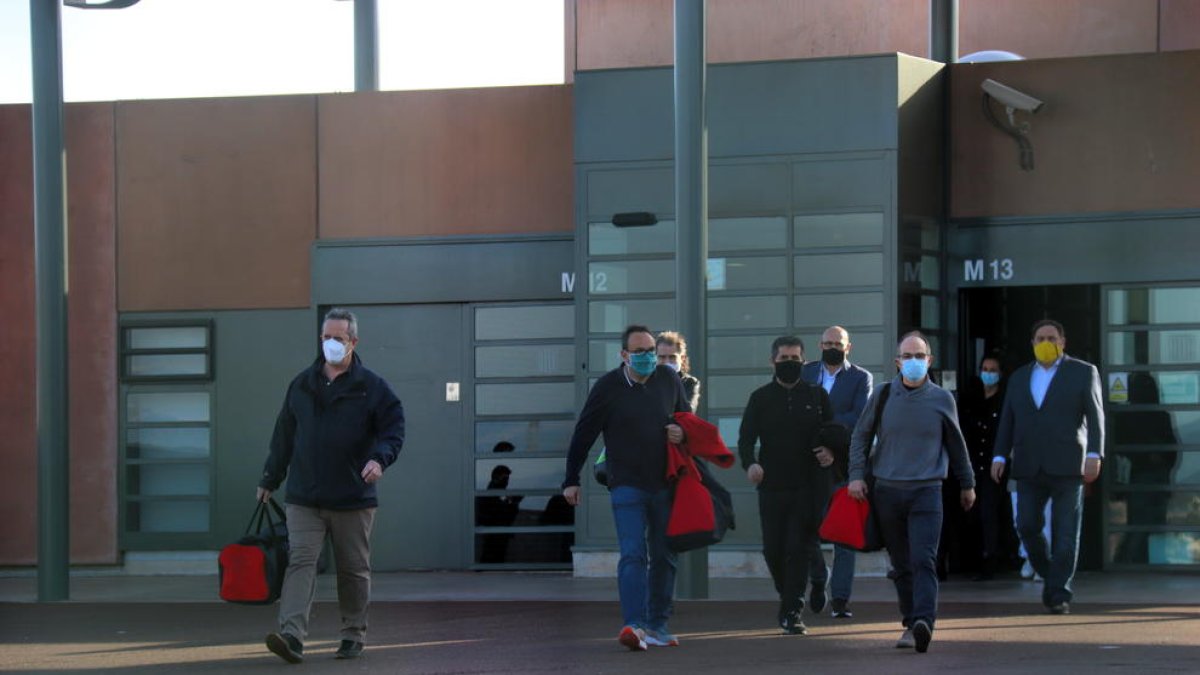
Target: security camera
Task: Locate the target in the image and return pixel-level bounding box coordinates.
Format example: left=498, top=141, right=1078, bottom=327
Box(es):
left=981, top=79, right=1044, bottom=113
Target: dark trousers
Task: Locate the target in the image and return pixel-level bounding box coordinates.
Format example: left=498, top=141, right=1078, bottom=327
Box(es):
left=976, top=475, right=1003, bottom=563
left=874, top=484, right=943, bottom=628
left=1016, top=473, right=1083, bottom=607
left=759, top=488, right=822, bottom=613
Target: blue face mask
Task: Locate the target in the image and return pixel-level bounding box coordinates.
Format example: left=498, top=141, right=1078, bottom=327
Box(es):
left=628, top=351, right=658, bottom=377
left=900, top=358, right=929, bottom=382
left=980, top=371, right=1001, bottom=387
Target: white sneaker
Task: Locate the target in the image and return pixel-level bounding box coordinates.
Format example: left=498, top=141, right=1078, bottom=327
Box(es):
left=1020, top=560, right=1035, bottom=579
left=896, top=628, right=915, bottom=649
left=618, top=626, right=647, bottom=651
left=644, top=628, right=679, bottom=647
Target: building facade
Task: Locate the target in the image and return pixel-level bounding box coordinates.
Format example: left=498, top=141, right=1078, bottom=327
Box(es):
left=2, top=1, right=1198, bottom=573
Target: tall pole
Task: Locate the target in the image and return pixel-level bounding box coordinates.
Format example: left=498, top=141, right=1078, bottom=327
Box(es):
left=31, top=0, right=71, bottom=602
left=930, top=0, right=959, bottom=64
left=674, top=0, right=708, bottom=600
left=354, top=0, right=379, bottom=91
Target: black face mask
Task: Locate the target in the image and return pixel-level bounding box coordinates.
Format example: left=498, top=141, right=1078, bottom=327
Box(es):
left=774, top=360, right=803, bottom=384
left=821, top=348, right=845, bottom=367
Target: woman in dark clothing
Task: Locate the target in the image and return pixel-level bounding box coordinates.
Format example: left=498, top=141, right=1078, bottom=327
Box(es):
left=955, top=354, right=1016, bottom=579
left=656, top=331, right=701, bottom=411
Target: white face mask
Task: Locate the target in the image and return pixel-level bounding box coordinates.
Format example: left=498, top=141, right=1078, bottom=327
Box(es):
left=664, top=361, right=681, bottom=372
left=322, top=338, right=347, bottom=364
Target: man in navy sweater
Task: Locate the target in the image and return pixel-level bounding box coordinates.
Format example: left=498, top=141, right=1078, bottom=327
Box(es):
left=562, top=325, right=691, bottom=651
left=848, top=331, right=975, bottom=654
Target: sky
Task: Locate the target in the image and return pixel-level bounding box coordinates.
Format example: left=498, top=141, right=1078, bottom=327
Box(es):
left=0, top=0, right=564, bottom=104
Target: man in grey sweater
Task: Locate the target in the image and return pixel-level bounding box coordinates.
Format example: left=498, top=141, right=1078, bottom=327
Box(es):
left=847, top=331, right=975, bottom=654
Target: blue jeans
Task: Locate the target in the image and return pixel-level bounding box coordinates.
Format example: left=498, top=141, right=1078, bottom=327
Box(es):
left=610, top=485, right=677, bottom=631
left=1016, top=474, right=1083, bottom=607
left=874, top=484, right=943, bottom=628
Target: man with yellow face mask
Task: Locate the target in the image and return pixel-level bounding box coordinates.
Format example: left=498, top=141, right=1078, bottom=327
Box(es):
left=991, top=319, right=1104, bottom=616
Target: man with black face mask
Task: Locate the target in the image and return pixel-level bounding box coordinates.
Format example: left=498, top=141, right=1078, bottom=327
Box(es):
left=739, top=336, right=833, bottom=635
left=801, top=326, right=874, bottom=618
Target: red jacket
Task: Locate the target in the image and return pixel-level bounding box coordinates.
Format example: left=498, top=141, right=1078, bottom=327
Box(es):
left=666, top=412, right=735, bottom=543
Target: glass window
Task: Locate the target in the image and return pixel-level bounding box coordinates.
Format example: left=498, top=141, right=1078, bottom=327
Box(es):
left=716, top=416, right=742, bottom=449
left=589, top=299, right=676, bottom=333
left=473, top=531, right=574, bottom=564
left=708, top=296, right=787, bottom=330
left=121, top=323, right=212, bottom=381
left=475, top=344, right=575, bottom=378
left=128, top=326, right=208, bottom=349
left=793, top=212, right=884, bottom=247
left=847, top=332, right=886, bottom=367
left=1109, top=287, right=1200, bottom=325
left=588, top=260, right=674, bottom=295
left=901, top=255, right=940, bottom=290
left=475, top=305, right=574, bottom=341
left=475, top=420, right=575, bottom=455
left=126, top=427, right=210, bottom=460
left=1110, top=372, right=1200, bottom=407
left=127, top=354, right=208, bottom=377
left=476, top=383, right=576, bottom=416
left=127, top=464, right=210, bottom=497
left=588, top=340, right=621, bottom=372
left=793, top=293, right=883, bottom=328
left=1108, top=330, right=1200, bottom=366
left=794, top=253, right=883, bottom=287
left=126, top=392, right=210, bottom=424
left=899, top=219, right=939, bottom=250
left=706, top=374, right=769, bottom=410
left=710, top=217, right=788, bottom=252
left=475, top=458, right=565, bottom=491
left=709, top=256, right=787, bottom=291
left=127, top=500, right=209, bottom=533
left=1108, top=531, right=1200, bottom=565
left=1108, top=450, right=1200, bottom=486
left=1107, top=491, right=1200, bottom=526
left=588, top=219, right=677, bottom=255
left=707, top=335, right=780, bottom=369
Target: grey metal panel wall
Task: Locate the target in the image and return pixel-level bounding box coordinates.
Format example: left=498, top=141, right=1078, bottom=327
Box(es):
left=949, top=212, right=1200, bottom=288
left=575, top=56, right=900, bottom=164
left=313, top=237, right=574, bottom=306
left=120, top=308, right=315, bottom=549
left=573, top=55, right=905, bottom=555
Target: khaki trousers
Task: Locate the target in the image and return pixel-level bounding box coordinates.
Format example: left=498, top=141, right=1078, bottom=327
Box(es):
left=278, top=504, right=376, bottom=643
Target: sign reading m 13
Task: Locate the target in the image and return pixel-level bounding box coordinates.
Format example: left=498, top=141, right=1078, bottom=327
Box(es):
left=964, top=258, right=1014, bottom=282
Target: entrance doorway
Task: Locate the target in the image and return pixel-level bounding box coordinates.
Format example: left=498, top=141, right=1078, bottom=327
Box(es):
left=957, top=285, right=1104, bottom=571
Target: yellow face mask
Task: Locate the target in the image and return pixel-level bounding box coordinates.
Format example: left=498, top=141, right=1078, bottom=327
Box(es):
left=1033, top=341, right=1061, bottom=365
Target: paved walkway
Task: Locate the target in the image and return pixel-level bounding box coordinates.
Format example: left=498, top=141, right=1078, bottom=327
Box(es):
left=1, top=571, right=1197, bottom=673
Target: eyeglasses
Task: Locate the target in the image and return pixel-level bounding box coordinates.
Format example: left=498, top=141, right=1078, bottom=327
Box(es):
left=898, top=352, right=929, bottom=360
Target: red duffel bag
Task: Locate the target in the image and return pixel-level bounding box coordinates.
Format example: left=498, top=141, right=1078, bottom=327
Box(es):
left=818, top=486, right=884, bottom=552
left=218, top=498, right=289, bottom=604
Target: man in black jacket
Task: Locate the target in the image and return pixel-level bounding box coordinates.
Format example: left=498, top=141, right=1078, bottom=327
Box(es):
left=739, top=336, right=833, bottom=635
left=257, top=308, right=405, bottom=663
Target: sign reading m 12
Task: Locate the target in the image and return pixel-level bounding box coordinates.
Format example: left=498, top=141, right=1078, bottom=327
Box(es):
left=964, top=258, right=1014, bottom=282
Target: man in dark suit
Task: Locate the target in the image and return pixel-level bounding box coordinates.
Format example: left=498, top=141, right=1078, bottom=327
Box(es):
left=803, top=325, right=873, bottom=619
left=991, top=319, right=1104, bottom=615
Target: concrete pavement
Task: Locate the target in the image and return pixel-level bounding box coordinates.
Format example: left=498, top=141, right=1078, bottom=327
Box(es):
left=1, top=571, right=1198, bottom=673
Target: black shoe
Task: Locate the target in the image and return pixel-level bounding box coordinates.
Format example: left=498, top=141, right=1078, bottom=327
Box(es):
left=808, top=584, right=828, bottom=614
left=830, top=598, right=853, bottom=619
left=336, top=640, right=364, bottom=659
left=1048, top=602, right=1070, bottom=615
left=777, top=601, right=788, bottom=629
left=266, top=632, right=304, bottom=664
left=782, top=610, right=808, bottom=635
left=912, top=619, right=932, bottom=653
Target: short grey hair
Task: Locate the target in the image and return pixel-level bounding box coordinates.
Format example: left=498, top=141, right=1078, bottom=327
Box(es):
left=323, top=308, right=358, bottom=340
left=896, top=330, right=931, bottom=354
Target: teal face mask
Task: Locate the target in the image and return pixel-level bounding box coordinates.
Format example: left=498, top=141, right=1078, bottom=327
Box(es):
left=628, top=351, right=658, bottom=376
left=980, top=371, right=1001, bottom=387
